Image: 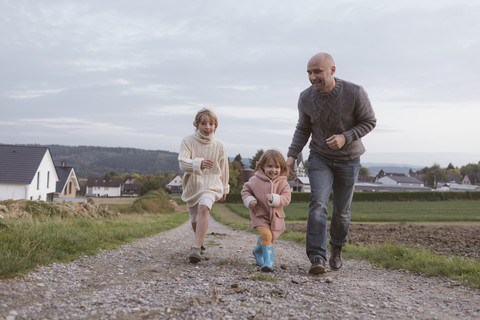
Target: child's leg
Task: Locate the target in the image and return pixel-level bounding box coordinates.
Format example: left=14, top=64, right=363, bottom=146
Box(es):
left=193, top=205, right=210, bottom=248
left=257, top=226, right=273, bottom=246
left=192, top=198, right=214, bottom=248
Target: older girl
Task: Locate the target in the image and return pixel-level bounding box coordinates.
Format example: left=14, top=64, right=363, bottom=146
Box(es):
left=178, top=108, right=230, bottom=263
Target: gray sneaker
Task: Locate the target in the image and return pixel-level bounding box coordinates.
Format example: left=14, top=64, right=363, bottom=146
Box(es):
left=189, top=247, right=201, bottom=263
left=329, top=244, right=343, bottom=270
left=308, top=256, right=327, bottom=274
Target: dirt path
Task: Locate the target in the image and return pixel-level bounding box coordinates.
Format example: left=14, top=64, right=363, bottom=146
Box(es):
left=1, top=206, right=479, bottom=319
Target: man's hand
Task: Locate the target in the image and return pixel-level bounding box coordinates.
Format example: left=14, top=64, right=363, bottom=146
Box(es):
left=248, top=199, right=257, bottom=209
left=286, top=156, right=296, bottom=177
left=326, top=134, right=346, bottom=150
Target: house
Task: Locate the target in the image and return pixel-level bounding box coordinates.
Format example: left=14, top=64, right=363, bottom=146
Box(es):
left=376, top=174, right=425, bottom=187
left=462, top=173, right=480, bottom=185
left=166, top=174, right=183, bottom=196
left=289, top=176, right=310, bottom=192
left=0, top=145, right=59, bottom=201
left=122, top=179, right=141, bottom=197
left=85, top=177, right=122, bottom=197
left=54, top=161, right=80, bottom=200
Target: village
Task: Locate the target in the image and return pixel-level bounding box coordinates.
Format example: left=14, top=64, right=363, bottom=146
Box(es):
left=1, top=144, right=479, bottom=202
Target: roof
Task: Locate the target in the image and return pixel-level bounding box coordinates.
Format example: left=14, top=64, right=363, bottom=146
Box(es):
left=55, top=165, right=79, bottom=193
left=0, top=145, right=50, bottom=184
left=86, top=176, right=122, bottom=188
left=382, top=175, right=423, bottom=184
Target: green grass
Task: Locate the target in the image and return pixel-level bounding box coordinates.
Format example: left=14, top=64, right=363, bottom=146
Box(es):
left=226, top=200, right=480, bottom=222
left=0, top=213, right=188, bottom=278
left=216, top=203, right=480, bottom=288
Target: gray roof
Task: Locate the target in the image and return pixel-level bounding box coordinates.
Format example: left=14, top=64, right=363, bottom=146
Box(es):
left=0, top=145, right=50, bottom=184
left=55, top=165, right=74, bottom=193
left=385, top=175, right=423, bottom=184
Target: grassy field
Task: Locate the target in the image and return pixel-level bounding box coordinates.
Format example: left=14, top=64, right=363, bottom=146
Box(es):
left=213, top=202, right=480, bottom=288
left=226, top=200, right=480, bottom=222
left=0, top=212, right=188, bottom=278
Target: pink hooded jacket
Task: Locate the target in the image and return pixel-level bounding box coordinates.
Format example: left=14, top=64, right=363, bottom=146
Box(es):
left=241, top=169, right=291, bottom=240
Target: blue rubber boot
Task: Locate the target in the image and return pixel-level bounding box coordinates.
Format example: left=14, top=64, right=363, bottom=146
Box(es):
left=261, top=245, right=274, bottom=272
left=253, top=236, right=264, bottom=266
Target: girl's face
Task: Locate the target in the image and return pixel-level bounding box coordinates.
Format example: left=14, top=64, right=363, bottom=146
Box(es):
left=197, top=116, right=216, bottom=136
left=263, top=159, right=281, bottom=180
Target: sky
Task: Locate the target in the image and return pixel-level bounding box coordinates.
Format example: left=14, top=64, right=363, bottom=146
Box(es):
left=1, top=0, right=479, bottom=168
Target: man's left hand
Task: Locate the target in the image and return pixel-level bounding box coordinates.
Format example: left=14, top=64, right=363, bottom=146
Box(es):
left=326, top=134, right=346, bottom=150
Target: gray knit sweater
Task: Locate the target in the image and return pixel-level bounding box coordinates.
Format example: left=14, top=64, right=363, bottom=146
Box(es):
left=287, top=78, right=376, bottom=161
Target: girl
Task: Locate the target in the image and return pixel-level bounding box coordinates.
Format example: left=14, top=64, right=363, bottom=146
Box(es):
left=178, top=108, right=230, bottom=263
left=241, top=149, right=291, bottom=272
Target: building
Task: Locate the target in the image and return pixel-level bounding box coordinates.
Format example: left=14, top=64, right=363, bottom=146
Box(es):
left=0, top=145, right=59, bottom=201
left=122, top=179, right=141, bottom=197
left=166, top=174, right=183, bottom=196
left=85, top=177, right=122, bottom=197
left=54, top=162, right=80, bottom=200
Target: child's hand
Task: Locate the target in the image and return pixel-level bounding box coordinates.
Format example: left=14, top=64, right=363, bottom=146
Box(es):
left=249, top=200, right=257, bottom=209
left=201, top=159, right=214, bottom=170
left=266, top=194, right=273, bottom=202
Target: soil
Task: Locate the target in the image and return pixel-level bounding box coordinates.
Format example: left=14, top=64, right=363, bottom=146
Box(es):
left=287, top=222, right=480, bottom=260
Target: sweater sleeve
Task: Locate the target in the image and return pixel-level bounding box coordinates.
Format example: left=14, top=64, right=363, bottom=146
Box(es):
left=219, top=141, right=230, bottom=195
left=287, top=94, right=312, bottom=159
left=178, top=137, right=203, bottom=175
left=270, top=180, right=291, bottom=208
left=342, top=86, right=377, bottom=145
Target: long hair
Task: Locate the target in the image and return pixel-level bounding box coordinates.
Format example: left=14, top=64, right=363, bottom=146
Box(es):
left=255, top=149, right=288, bottom=176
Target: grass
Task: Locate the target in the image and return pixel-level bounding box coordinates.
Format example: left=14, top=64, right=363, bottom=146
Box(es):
left=0, top=212, right=188, bottom=278
left=226, top=200, right=480, bottom=222
left=214, top=203, right=480, bottom=288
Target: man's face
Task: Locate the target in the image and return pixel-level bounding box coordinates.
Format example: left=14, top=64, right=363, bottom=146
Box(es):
left=307, top=57, right=336, bottom=94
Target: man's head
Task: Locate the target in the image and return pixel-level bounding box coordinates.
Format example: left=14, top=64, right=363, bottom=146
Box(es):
left=307, top=53, right=336, bottom=94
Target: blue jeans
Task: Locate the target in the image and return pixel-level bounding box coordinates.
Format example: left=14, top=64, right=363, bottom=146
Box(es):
left=306, top=152, right=360, bottom=261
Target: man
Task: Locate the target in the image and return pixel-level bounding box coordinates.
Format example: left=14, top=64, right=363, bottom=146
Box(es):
left=286, top=52, right=376, bottom=274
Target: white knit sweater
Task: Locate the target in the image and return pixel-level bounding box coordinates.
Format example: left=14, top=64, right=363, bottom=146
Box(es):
left=178, top=130, right=230, bottom=207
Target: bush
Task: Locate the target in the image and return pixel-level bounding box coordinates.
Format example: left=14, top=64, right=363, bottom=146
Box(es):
left=224, top=191, right=480, bottom=203
left=130, top=190, right=176, bottom=213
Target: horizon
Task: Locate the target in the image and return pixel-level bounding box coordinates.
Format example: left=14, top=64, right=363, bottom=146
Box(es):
left=3, top=142, right=478, bottom=169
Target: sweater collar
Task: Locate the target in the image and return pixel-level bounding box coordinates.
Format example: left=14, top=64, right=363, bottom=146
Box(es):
left=312, top=77, right=342, bottom=102
left=194, top=130, right=214, bottom=144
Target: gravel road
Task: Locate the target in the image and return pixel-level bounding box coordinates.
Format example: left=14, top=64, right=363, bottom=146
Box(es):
left=1, top=216, right=479, bottom=320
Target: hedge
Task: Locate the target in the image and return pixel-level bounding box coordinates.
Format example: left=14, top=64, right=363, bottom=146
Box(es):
left=224, top=191, right=480, bottom=203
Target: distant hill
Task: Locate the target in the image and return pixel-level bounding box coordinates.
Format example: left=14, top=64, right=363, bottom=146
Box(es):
left=44, top=145, right=180, bottom=178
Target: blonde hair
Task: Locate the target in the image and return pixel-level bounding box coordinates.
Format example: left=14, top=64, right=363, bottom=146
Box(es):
left=193, top=108, right=218, bottom=130
left=255, top=149, right=288, bottom=176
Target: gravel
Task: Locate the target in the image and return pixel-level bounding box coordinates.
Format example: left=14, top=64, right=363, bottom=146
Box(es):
left=1, top=217, right=480, bottom=319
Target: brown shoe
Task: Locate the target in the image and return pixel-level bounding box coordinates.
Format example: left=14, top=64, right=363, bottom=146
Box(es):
left=308, top=256, right=327, bottom=274
left=329, top=244, right=343, bottom=270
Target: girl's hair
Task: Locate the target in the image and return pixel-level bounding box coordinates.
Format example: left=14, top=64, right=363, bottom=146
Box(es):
left=255, top=149, right=288, bottom=176
left=193, top=108, right=218, bottom=129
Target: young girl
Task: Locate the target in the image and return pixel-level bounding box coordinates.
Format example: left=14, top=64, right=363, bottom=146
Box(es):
left=178, top=108, right=230, bottom=263
left=241, top=149, right=291, bottom=272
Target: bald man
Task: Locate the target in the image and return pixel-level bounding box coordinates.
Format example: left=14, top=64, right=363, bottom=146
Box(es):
left=287, top=53, right=376, bottom=274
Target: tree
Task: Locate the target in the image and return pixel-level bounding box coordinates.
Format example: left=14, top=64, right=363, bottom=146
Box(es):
left=250, top=149, right=264, bottom=170
left=228, top=161, right=243, bottom=193
left=234, top=154, right=244, bottom=168
left=359, top=166, right=371, bottom=177
left=420, top=164, right=447, bottom=188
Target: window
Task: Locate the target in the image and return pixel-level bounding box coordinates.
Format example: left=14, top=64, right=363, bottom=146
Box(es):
left=47, top=171, right=50, bottom=188
left=69, top=181, right=72, bottom=194
left=37, top=172, right=40, bottom=190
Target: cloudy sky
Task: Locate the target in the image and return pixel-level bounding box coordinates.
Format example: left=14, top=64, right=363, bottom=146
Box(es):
left=1, top=0, right=479, bottom=168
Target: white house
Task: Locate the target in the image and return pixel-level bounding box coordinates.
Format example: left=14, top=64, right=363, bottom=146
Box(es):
left=85, top=177, right=122, bottom=197
left=289, top=176, right=310, bottom=192
left=166, top=174, right=183, bottom=196
left=377, top=175, right=425, bottom=187
left=0, top=145, right=59, bottom=201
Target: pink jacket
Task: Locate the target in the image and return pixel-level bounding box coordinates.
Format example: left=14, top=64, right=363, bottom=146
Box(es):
left=241, top=170, right=291, bottom=240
